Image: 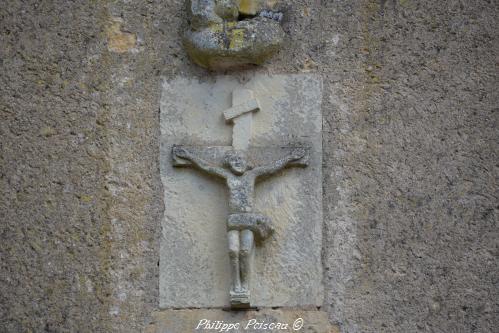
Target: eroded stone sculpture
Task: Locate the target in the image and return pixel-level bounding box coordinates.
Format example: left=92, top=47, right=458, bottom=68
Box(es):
left=171, top=88, right=309, bottom=308
left=184, top=0, right=285, bottom=70
left=173, top=147, right=307, bottom=307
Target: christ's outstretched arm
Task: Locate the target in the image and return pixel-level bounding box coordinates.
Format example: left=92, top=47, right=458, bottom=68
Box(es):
left=251, top=148, right=308, bottom=178
left=172, top=146, right=229, bottom=179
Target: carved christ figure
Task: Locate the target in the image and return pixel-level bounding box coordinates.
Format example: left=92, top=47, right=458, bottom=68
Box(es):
left=172, top=146, right=307, bottom=306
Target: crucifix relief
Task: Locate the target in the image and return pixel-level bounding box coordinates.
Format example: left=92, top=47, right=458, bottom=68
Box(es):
left=160, top=74, right=323, bottom=310
left=172, top=88, right=309, bottom=308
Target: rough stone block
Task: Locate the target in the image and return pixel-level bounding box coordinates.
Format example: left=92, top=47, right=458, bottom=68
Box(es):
left=184, top=1, right=285, bottom=69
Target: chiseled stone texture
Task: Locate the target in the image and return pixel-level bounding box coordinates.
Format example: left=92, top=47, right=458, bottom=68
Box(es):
left=184, top=1, right=285, bottom=70
left=1, top=0, right=498, bottom=332
left=159, top=74, right=323, bottom=308
left=147, top=309, right=337, bottom=333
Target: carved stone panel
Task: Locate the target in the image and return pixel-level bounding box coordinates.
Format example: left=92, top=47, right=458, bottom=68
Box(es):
left=159, top=74, right=323, bottom=308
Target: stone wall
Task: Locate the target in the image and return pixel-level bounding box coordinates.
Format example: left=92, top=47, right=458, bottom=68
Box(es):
left=1, top=0, right=497, bottom=332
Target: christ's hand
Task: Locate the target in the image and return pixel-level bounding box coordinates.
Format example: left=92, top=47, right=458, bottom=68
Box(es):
left=173, top=146, right=191, bottom=159
left=290, top=148, right=306, bottom=161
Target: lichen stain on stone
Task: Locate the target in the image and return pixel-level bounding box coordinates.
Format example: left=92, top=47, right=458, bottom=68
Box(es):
left=106, top=18, right=137, bottom=53
left=398, top=0, right=412, bottom=8
left=209, top=23, right=224, bottom=33
left=239, top=0, right=259, bottom=15
left=79, top=194, right=93, bottom=203
left=229, top=29, right=245, bottom=49
left=240, top=0, right=278, bottom=15
left=40, top=126, right=57, bottom=137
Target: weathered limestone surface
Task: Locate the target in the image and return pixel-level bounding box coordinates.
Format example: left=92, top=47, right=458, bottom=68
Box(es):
left=184, top=17, right=285, bottom=70
left=147, top=309, right=337, bottom=333
left=184, top=0, right=285, bottom=69
left=159, top=74, right=323, bottom=308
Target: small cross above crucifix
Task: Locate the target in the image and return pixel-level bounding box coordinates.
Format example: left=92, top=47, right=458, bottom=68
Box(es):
left=223, top=89, right=260, bottom=151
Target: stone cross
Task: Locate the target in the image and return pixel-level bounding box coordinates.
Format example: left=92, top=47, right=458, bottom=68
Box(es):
left=172, top=89, right=309, bottom=308
left=223, top=89, right=260, bottom=151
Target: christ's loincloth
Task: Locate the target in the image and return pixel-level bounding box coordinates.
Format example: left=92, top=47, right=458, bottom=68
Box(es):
left=227, top=213, right=274, bottom=242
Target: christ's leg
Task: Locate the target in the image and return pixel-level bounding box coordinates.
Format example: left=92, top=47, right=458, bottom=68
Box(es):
left=240, top=229, right=254, bottom=293
left=227, top=230, right=241, bottom=292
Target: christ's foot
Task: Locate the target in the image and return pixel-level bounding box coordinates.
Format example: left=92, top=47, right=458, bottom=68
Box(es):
left=230, top=289, right=251, bottom=309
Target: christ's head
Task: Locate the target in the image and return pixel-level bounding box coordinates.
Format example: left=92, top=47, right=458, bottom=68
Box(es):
left=224, top=151, right=248, bottom=175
